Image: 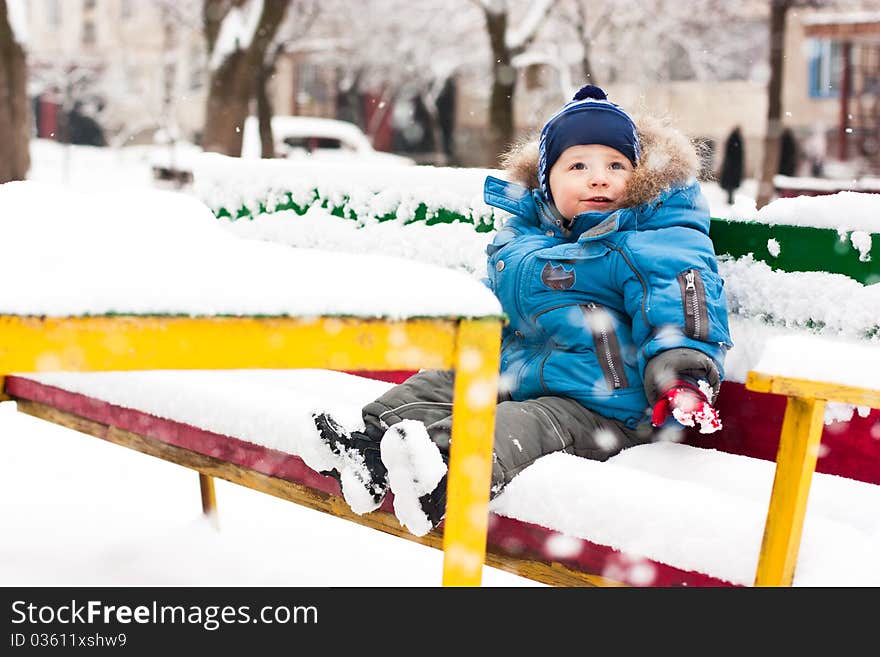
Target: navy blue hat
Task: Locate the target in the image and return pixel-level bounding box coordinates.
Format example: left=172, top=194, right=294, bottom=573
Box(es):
left=538, top=84, right=640, bottom=200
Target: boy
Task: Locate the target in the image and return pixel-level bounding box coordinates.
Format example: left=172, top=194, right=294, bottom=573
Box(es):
left=313, top=85, right=732, bottom=537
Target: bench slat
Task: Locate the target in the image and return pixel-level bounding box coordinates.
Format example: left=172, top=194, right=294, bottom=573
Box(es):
left=746, top=371, right=880, bottom=408
left=0, top=315, right=460, bottom=372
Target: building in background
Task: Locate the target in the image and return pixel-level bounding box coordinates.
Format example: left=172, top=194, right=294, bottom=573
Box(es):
left=785, top=9, right=880, bottom=177
left=26, top=0, right=205, bottom=145
left=21, top=1, right=880, bottom=177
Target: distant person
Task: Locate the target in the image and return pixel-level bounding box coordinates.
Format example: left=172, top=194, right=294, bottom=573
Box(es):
left=719, top=125, right=744, bottom=205
left=778, top=127, right=798, bottom=177
left=312, top=84, right=732, bottom=537
left=803, top=123, right=827, bottom=177
left=65, top=101, right=106, bottom=147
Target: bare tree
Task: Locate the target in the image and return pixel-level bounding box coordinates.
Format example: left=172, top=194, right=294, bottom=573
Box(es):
left=317, top=1, right=484, bottom=164
left=566, top=0, right=612, bottom=84
left=0, top=0, right=30, bottom=183
left=477, top=0, right=558, bottom=164
left=755, top=0, right=791, bottom=209
left=256, top=0, right=319, bottom=158
left=756, top=0, right=829, bottom=209
left=202, top=0, right=293, bottom=155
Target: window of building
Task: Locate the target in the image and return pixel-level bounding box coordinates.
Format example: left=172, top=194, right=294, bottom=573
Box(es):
left=82, top=20, right=96, bottom=45
left=46, top=0, right=61, bottom=28
left=809, top=39, right=843, bottom=98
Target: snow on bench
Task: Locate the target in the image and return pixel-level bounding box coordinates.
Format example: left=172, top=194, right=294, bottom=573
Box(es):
left=0, top=181, right=500, bottom=319
left=0, top=180, right=504, bottom=587
left=751, top=334, right=880, bottom=391
left=192, top=154, right=880, bottom=285
left=8, top=367, right=880, bottom=587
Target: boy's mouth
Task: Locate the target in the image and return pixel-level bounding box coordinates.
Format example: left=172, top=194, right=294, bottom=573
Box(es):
left=583, top=196, right=613, bottom=203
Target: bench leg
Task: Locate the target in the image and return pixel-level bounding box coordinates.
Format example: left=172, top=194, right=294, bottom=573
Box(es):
left=442, top=319, right=501, bottom=587
left=754, top=395, right=825, bottom=586
left=199, top=473, right=219, bottom=527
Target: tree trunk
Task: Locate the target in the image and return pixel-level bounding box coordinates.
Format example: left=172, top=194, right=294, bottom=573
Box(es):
left=256, top=61, right=275, bottom=158
left=0, top=0, right=30, bottom=183
left=756, top=0, right=789, bottom=209
left=421, top=96, right=447, bottom=166
left=201, top=0, right=290, bottom=156
left=485, top=9, right=515, bottom=167
left=574, top=1, right=596, bottom=84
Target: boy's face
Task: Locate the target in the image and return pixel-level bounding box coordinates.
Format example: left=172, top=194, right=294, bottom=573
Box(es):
left=548, top=144, right=634, bottom=219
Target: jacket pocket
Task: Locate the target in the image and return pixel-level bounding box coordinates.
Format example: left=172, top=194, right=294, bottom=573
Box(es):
left=677, top=268, right=709, bottom=341
left=582, top=303, right=629, bottom=390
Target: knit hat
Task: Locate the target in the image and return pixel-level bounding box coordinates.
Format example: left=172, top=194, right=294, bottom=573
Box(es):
left=538, top=84, right=640, bottom=200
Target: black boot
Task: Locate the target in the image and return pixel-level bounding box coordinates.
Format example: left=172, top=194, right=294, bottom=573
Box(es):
left=313, top=412, right=389, bottom=513
left=417, top=473, right=448, bottom=529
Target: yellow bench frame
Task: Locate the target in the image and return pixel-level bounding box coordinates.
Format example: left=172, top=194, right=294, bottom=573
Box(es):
left=0, top=314, right=502, bottom=587
left=746, top=371, right=880, bottom=587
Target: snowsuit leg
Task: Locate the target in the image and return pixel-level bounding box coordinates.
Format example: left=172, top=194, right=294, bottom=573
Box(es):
left=362, top=369, right=645, bottom=497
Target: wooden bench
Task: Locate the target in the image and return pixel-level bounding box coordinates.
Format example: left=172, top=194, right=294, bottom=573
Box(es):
left=745, top=334, right=880, bottom=586
left=5, top=177, right=879, bottom=587
left=7, top=360, right=880, bottom=587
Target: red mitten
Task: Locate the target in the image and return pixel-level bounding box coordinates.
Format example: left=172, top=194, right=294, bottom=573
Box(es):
left=651, top=380, right=722, bottom=434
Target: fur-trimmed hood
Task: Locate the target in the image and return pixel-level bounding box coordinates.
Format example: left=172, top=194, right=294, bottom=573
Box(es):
left=500, top=115, right=701, bottom=209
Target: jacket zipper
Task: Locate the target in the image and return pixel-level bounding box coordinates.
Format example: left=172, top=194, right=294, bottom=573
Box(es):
left=584, top=303, right=628, bottom=390
left=679, top=269, right=708, bottom=341
left=686, top=270, right=701, bottom=339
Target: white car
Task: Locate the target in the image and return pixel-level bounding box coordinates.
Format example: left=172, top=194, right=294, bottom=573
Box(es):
left=241, top=115, right=415, bottom=165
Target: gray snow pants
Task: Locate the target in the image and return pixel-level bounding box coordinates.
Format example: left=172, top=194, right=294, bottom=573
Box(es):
left=362, top=369, right=649, bottom=498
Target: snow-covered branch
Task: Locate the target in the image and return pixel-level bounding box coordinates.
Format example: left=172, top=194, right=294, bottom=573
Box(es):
left=209, top=0, right=266, bottom=70
left=6, top=0, right=27, bottom=45
left=505, top=0, right=557, bottom=52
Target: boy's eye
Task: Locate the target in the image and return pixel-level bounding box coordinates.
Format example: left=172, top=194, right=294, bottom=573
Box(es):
left=610, top=162, right=625, bottom=170
left=571, top=162, right=586, bottom=170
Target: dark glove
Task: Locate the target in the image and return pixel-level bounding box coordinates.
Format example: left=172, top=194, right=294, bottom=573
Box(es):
left=651, top=380, right=722, bottom=434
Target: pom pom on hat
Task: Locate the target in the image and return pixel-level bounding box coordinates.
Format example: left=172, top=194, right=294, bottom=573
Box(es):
left=571, top=84, right=607, bottom=101
left=538, top=84, right=640, bottom=201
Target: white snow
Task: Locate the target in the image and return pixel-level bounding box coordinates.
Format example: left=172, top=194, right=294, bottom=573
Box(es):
left=851, top=230, right=873, bottom=262
left=0, top=403, right=535, bottom=586
left=192, top=153, right=502, bottom=232
left=0, top=180, right=501, bottom=319
left=752, top=334, right=880, bottom=391
left=209, top=0, right=264, bottom=70
left=752, top=189, right=880, bottom=233
left=6, top=0, right=28, bottom=45
left=4, top=139, right=879, bottom=587
left=381, top=420, right=448, bottom=537
left=718, top=255, right=880, bottom=344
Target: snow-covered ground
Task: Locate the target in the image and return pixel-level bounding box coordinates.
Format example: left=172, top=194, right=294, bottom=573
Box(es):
left=3, top=140, right=879, bottom=587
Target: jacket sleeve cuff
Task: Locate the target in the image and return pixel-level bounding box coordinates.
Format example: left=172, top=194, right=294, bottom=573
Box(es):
left=643, top=347, right=721, bottom=405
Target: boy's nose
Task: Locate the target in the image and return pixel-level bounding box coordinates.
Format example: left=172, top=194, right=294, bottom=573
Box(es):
left=588, top=174, right=608, bottom=187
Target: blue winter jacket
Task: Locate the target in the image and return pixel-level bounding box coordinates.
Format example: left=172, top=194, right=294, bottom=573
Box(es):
left=483, top=175, right=733, bottom=429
